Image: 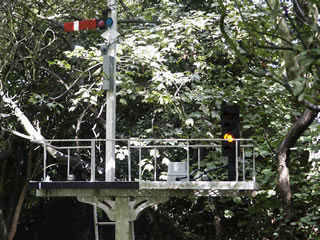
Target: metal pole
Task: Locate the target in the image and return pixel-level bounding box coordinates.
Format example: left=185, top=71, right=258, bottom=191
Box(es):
left=91, top=140, right=96, bottom=181
left=253, top=146, right=256, bottom=182
left=43, top=144, right=47, bottom=180
left=105, top=0, right=117, bottom=181
left=187, top=141, right=190, bottom=181
left=197, top=147, right=201, bottom=170
left=67, top=148, right=70, bottom=180
left=242, top=147, right=245, bottom=181
left=235, top=139, right=238, bottom=181
left=93, top=205, right=99, bottom=240
left=128, top=141, right=131, bottom=181
left=139, top=141, right=142, bottom=182
left=154, top=150, right=157, bottom=181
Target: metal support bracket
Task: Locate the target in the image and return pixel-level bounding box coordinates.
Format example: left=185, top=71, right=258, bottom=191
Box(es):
left=77, top=194, right=169, bottom=240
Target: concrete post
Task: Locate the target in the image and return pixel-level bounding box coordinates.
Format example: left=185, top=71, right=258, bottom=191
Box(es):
left=105, top=0, right=117, bottom=181
left=115, top=197, right=132, bottom=240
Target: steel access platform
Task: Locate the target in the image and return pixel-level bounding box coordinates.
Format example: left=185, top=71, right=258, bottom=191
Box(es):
left=29, top=138, right=258, bottom=240
left=29, top=138, right=258, bottom=197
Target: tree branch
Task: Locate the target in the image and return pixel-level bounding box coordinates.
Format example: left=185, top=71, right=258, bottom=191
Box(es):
left=218, top=0, right=277, bottom=79
left=280, top=0, right=307, bottom=49
left=76, top=104, right=92, bottom=139
left=118, top=0, right=134, bottom=18
left=282, top=76, right=320, bottom=111
left=0, top=113, right=13, bottom=119
left=254, top=44, right=294, bottom=51
left=278, top=109, right=317, bottom=155
left=88, top=104, right=106, bottom=129
left=263, top=128, right=277, bottom=156
left=1, top=127, right=34, bottom=140
left=252, top=29, right=294, bottom=46
left=0, top=89, right=95, bottom=175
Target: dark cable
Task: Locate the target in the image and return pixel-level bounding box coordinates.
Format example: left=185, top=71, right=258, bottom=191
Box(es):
left=176, top=164, right=228, bottom=181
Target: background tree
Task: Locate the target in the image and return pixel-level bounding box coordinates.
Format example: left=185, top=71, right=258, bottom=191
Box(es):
left=0, top=0, right=319, bottom=239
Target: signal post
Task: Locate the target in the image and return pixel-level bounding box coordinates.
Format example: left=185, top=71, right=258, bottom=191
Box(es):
left=30, top=3, right=258, bottom=240
left=63, top=2, right=168, bottom=239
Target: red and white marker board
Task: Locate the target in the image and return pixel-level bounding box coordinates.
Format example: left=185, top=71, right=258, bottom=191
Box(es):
left=64, top=19, right=97, bottom=32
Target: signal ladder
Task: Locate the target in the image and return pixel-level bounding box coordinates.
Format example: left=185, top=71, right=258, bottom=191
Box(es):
left=93, top=205, right=115, bottom=240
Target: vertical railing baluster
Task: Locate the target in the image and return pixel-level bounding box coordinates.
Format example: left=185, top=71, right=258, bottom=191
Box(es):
left=187, top=141, right=190, bottom=181
left=139, top=140, right=142, bottom=182
left=91, top=140, right=95, bottom=181
left=67, top=148, right=70, bottom=180
left=235, top=139, right=239, bottom=181
left=43, top=143, right=47, bottom=181
left=93, top=205, right=99, bottom=240
left=154, top=149, right=157, bottom=181
left=242, top=147, right=245, bottom=181
left=128, top=141, right=131, bottom=181
left=253, top=144, right=256, bottom=182
left=198, top=147, right=201, bottom=170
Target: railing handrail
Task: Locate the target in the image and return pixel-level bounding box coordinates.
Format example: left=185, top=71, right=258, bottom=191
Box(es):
left=32, top=138, right=257, bottom=142
left=34, top=138, right=257, bottom=184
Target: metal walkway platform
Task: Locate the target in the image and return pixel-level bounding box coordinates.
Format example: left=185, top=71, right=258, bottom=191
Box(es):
left=29, top=138, right=258, bottom=197
left=29, top=180, right=258, bottom=197
left=29, top=138, right=259, bottom=240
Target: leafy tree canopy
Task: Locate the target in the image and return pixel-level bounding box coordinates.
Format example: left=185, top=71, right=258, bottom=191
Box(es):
left=0, top=0, right=319, bottom=239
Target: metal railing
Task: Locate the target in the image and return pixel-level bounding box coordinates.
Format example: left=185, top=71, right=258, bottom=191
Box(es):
left=33, top=138, right=257, bottom=183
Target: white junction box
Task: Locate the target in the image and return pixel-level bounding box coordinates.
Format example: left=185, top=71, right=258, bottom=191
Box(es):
left=167, top=162, right=188, bottom=181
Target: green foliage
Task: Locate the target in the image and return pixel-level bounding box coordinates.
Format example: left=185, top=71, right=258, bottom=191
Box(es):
left=1, top=0, right=320, bottom=239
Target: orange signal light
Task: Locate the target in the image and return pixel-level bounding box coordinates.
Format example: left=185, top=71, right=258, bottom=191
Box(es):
left=224, top=133, right=234, bottom=143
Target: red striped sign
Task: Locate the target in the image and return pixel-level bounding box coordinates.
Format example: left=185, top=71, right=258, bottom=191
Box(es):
left=64, top=19, right=97, bottom=32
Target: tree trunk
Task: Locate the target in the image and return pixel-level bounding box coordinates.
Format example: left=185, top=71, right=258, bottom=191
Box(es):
left=214, top=215, right=222, bottom=240
left=7, top=144, right=33, bottom=240
left=7, top=182, right=29, bottom=240
left=0, top=208, right=7, bottom=240
left=277, top=108, right=317, bottom=219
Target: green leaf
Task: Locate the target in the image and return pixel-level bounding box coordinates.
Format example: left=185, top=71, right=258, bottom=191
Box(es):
left=293, top=83, right=305, bottom=97
left=120, top=98, right=128, bottom=105
left=298, top=93, right=304, bottom=102
left=224, top=209, right=234, bottom=219
left=232, top=196, right=242, bottom=204
left=185, top=118, right=194, bottom=126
